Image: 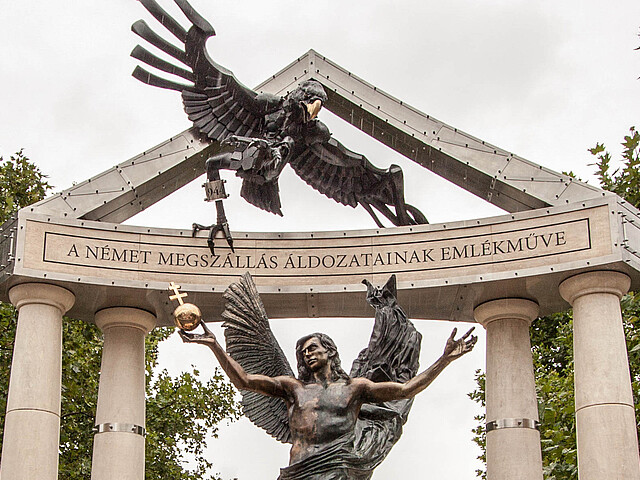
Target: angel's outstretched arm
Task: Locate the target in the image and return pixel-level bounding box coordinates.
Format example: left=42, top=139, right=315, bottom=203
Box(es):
left=180, top=323, right=291, bottom=398
left=359, top=327, right=477, bottom=403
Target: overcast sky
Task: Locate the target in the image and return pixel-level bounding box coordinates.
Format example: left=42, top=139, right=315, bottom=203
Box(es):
left=2, top=0, right=639, bottom=478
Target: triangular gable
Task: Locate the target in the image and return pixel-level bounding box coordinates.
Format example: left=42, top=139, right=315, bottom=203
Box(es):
left=29, top=50, right=606, bottom=222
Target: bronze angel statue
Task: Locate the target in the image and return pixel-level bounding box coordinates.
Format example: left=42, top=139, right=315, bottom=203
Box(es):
left=131, top=0, right=427, bottom=252
left=180, top=273, right=477, bottom=479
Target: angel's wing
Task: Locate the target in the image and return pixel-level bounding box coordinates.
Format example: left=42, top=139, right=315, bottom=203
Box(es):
left=289, top=136, right=428, bottom=227
left=130, top=0, right=281, bottom=142
left=221, top=273, right=294, bottom=443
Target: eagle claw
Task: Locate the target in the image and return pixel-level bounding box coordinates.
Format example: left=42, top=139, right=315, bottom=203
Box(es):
left=192, top=222, right=234, bottom=255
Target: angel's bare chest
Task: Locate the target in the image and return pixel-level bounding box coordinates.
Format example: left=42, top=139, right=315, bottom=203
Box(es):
left=296, top=382, right=356, bottom=409
left=287, top=382, right=360, bottom=439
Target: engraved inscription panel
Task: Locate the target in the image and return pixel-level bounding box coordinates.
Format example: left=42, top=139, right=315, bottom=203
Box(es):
left=19, top=205, right=613, bottom=291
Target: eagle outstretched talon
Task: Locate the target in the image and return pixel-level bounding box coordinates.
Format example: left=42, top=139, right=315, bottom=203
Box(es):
left=132, top=0, right=428, bottom=239
left=193, top=164, right=235, bottom=254
left=191, top=218, right=234, bottom=255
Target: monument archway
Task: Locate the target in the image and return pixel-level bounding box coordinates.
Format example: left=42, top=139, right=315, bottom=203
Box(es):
left=1, top=50, right=640, bottom=480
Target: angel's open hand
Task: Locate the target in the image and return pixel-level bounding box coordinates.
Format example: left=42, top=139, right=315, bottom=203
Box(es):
left=442, top=327, right=477, bottom=361
left=178, top=321, right=216, bottom=346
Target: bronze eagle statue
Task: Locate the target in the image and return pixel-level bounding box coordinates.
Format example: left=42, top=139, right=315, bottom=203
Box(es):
left=131, top=0, right=427, bottom=252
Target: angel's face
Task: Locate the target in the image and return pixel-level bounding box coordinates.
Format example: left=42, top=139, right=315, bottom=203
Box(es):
left=301, top=337, right=329, bottom=371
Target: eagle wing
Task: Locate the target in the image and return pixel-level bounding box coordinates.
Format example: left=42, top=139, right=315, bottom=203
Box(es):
left=290, top=136, right=427, bottom=226
left=221, top=273, right=294, bottom=444
left=240, top=178, right=283, bottom=217
left=130, top=0, right=281, bottom=142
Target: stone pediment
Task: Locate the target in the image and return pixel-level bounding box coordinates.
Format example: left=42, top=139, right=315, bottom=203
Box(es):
left=27, top=49, right=604, bottom=222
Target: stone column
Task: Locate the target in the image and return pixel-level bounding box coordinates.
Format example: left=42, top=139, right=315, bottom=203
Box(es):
left=474, top=298, right=543, bottom=480
left=559, top=271, right=640, bottom=480
left=1, top=283, right=75, bottom=480
left=91, top=307, right=156, bottom=480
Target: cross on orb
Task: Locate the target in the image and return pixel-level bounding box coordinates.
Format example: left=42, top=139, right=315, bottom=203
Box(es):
left=168, top=282, right=188, bottom=305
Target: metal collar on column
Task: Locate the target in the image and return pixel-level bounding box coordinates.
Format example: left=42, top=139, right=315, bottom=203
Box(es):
left=486, top=418, right=540, bottom=432
left=93, top=422, right=146, bottom=437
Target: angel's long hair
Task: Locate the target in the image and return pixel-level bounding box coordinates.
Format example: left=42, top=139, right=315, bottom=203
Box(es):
left=295, top=333, right=350, bottom=384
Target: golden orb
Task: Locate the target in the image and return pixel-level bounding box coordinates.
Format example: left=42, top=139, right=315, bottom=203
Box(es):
left=173, top=303, right=202, bottom=331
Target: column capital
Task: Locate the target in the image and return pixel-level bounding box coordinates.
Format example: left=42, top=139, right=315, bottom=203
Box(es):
left=95, top=307, right=156, bottom=334
left=474, top=298, right=539, bottom=328
left=9, top=283, right=75, bottom=314
left=559, top=271, right=630, bottom=305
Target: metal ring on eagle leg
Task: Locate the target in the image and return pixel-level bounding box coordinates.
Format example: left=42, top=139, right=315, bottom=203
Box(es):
left=93, top=422, right=146, bottom=436
left=486, top=418, right=540, bottom=432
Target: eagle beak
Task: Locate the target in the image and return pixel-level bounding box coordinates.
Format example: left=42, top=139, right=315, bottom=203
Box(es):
left=306, top=99, right=322, bottom=120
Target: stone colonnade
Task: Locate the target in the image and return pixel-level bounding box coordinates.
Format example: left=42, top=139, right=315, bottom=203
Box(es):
left=0, top=284, right=156, bottom=480
left=473, top=270, right=640, bottom=480
left=1, top=272, right=640, bottom=479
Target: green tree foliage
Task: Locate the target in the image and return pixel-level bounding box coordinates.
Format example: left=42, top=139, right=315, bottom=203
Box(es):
left=0, top=151, right=240, bottom=479
left=0, top=149, right=50, bottom=220
left=591, top=127, right=640, bottom=203
left=144, top=330, right=239, bottom=480
left=0, top=303, right=17, bottom=453
left=470, top=128, right=640, bottom=479
left=467, top=371, right=486, bottom=478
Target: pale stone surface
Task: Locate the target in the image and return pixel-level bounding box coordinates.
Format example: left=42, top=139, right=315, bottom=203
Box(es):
left=559, top=271, right=640, bottom=480
left=485, top=429, right=543, bottom=480
left=559, top=271, right=633, bottom=408
left=92, top=433, right=145, bottom=480
left=20, top=204, right=611, bottom=287
left=1, top=283, right=75, bottom=480
left=576, top=405, right=639, bottom=479
left=91, top=307, right=155, bottom=480
left=475, top=298, right=542, bottom=480
left=1, top=410, right=61, bottom=480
